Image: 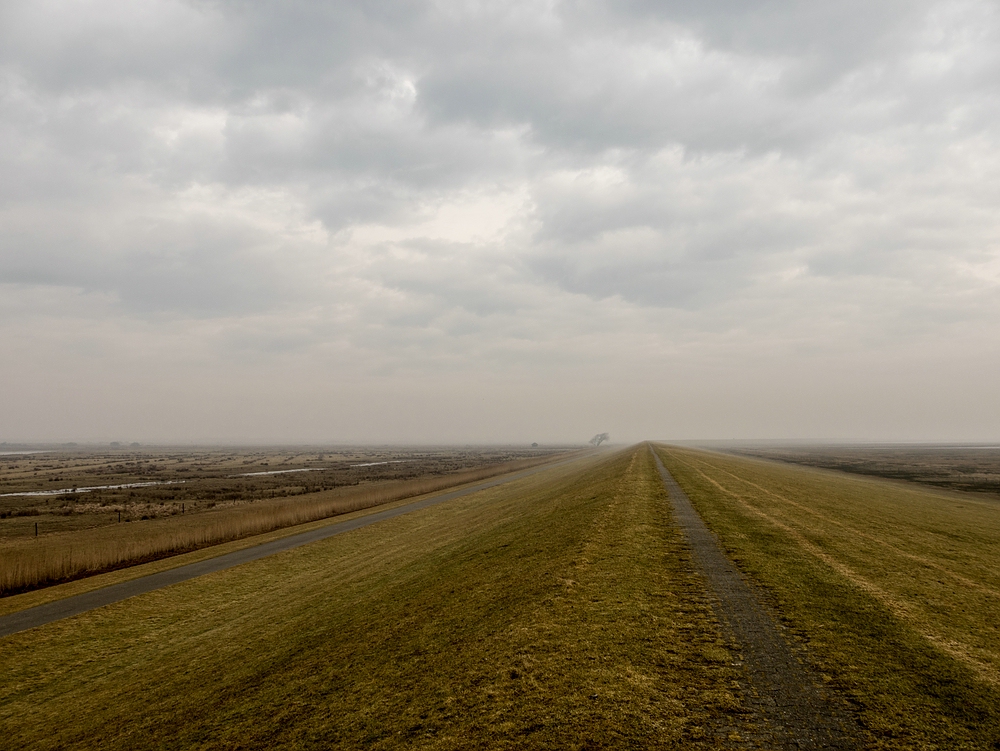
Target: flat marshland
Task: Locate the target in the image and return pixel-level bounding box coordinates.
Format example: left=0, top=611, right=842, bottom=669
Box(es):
left=8, top=443, right=1000, bottom=749
left=656, top=445, right=1000, bottom=749
left=733, top=444, right=1000, bottom=499
left=0, top=446, right=567, bottom=595
left=1, top=447, right=746, bottom=750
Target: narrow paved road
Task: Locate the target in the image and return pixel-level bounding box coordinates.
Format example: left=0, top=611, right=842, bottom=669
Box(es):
left=652, top=447, right=859, bottom=750
left=0, top=455, right=590, bottom=638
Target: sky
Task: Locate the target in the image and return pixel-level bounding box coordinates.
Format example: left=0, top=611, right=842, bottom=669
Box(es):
left=1, top=0, right=999, bottom=445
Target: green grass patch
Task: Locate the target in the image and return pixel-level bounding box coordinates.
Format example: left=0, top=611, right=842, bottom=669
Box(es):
left=1, top=446, right=742, bottom=749
left=656, top=445, right=1000, bottom=750
left=0, top=482, right=495, bottom=618
left=0, top=453, right=568, bottom=596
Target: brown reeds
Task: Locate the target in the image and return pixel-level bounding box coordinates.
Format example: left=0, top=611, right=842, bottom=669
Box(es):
left=0, top=456, right=562, bottom=595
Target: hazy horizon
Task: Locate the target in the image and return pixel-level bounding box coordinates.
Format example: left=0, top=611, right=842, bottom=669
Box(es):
left=3, top=1, right=999, bottom=445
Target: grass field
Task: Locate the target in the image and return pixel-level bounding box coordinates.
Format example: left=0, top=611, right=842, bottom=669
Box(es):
left=0, top=446, right=746, bottom=750
left=733, top=444, right=1000, bottom=499
left=0, top=452, right=565, bottom=595
left=655, top=445, right=1000, bottom=750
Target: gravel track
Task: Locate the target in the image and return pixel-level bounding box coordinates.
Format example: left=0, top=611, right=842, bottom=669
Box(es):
left=652, top=447, right=859, bottom=749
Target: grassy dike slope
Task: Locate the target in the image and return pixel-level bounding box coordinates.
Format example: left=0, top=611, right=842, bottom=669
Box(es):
left=1, top=446, right=741, bottom=750
left=656, top=445, right=1000, bottom=750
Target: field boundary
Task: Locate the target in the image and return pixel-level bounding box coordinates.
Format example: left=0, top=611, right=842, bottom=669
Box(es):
left=652, top=445, right=859, bottom=749
left=1, top=452, right=578, bottom=596
left=0, top=453, right=596, bottom=638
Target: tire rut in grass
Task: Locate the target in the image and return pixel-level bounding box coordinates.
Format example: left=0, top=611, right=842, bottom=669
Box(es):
left=652, top=447, right=859, bottom=750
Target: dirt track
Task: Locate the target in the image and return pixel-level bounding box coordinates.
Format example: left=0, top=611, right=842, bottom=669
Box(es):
left=652, top=447, right=859, bottom=749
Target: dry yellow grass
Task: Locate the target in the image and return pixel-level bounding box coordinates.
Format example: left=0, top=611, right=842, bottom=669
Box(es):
left=656, top=444, right=1000, bottom=749
left=1, top=445, right=743, bottom=749
left=0, top=455, right=564, bottom=595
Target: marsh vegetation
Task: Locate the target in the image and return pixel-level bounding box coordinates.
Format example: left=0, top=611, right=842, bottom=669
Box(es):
left=732, top=444, right=1000, bottom=499
left=0, top=446, right=567, bottom=595
left=1, top=448, right=745, bottom=750
left=7, top=443, right=1000, bottom=748
left=657, top=445, right=1000, bottom=749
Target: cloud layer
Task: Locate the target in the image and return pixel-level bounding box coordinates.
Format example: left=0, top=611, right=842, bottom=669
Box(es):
left=2, top=0, right=999, bottom=443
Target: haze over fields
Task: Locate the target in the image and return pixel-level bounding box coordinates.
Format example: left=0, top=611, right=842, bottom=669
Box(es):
left=2, top=1, right=999, bottom=444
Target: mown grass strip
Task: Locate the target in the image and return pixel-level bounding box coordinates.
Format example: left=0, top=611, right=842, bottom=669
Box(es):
left=0, top=455, right=579, bottom=619
left=0, top=454, right=568, bottom=596
left=656, top=444, right=1000, bottom=750
left=1, top=446, right=743, bottom=750
left=0, top=454, right=594, bottom=634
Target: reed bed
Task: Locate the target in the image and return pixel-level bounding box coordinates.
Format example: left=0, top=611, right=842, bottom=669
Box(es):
left=0, top=456, right=559, bottom=595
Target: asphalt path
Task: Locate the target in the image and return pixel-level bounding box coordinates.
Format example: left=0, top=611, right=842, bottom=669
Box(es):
left=0, top=453, right=592, bottom=639
left=652, top=447, right=859, bottom=750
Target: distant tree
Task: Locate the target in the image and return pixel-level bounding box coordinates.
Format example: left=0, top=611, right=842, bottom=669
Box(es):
left=589, top=433, right=609, bottom=447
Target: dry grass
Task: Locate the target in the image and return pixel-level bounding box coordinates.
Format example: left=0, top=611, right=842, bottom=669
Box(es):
left=733, top=444, right=1000, bottom=499
left=0, top=455, right=563, bottom=595
left=0, top=446, right=744, bottom=750
left=656, top=444, right=1000, bottom=750
left=0, top=446, right=561, bottom=537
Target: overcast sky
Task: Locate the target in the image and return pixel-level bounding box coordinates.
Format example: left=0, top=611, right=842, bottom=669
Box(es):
left=2, top=0, right=999, bottom=444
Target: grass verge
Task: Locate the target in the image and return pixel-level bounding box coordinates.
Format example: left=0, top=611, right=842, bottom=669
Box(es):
left=0, top=454, right=567, bottom=596
left=655, top=444, right=1000, bottom=750
left=0, top=480, right=492, bottom=619
left=2, top=446, right=743, bottom=750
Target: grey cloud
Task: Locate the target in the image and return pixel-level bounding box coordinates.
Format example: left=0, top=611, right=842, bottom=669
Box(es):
left=2, top=0, right=1000, bottom=442
left=656, top=2, right=918, bottom=53
left=0, top=206, right=295, bottom=316
left=411, top=0, right=970, bottom=155
left=0, top=0, right=224, bottom=93
left=368, top=239, right=530, bottom=319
